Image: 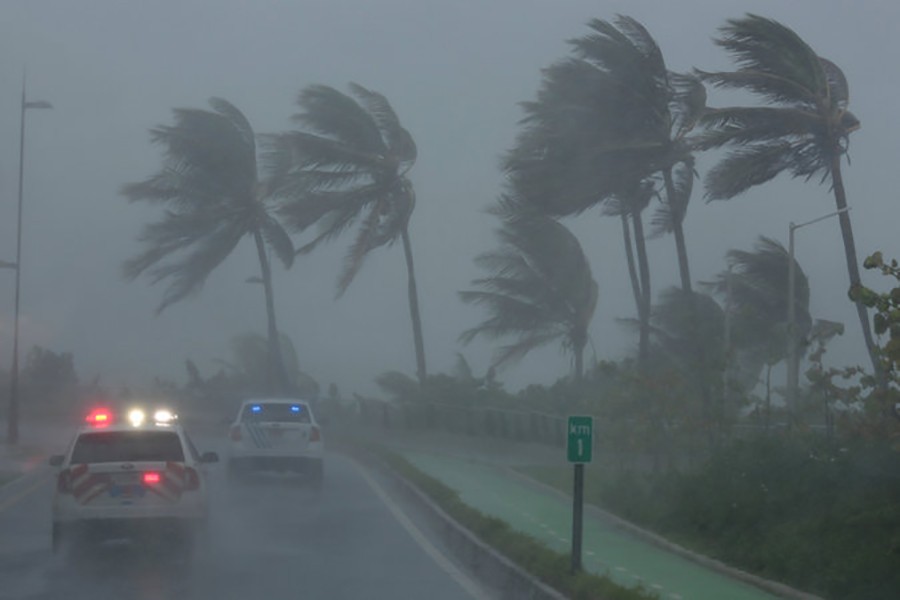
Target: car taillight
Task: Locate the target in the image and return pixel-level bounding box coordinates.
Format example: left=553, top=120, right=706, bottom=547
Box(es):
left=56, top=470, right=71, bottom=494
left=142, top=471, right=161, bottom=485
left=184, top=467, right=200, bottom=491
left=230, top=425, right=242, bottom=441
left=310, top=426, right=321, bottom=443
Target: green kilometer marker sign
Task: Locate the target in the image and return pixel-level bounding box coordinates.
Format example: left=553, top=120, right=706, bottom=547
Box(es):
left=567, top=416, right=593, bottom=463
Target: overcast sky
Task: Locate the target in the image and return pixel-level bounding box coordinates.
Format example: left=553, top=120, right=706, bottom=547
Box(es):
left=1, top=0, right=898, bottom=399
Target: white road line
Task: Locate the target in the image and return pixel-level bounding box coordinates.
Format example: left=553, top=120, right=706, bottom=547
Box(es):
left=352, top=460, right=492, bottom=600
left=0, top=475, right=50, bottom=513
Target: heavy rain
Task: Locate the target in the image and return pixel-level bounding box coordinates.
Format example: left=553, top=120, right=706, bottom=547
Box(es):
left=1, top=2, right=898, bottom=599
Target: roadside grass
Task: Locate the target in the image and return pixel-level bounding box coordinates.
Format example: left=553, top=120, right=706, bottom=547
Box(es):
left=368, top=444, right=658, bottom=600
left=518, top=438, right=900, bottom=600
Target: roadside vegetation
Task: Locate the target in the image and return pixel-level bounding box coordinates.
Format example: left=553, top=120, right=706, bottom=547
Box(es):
left=369, top=445, right=659, bottom=600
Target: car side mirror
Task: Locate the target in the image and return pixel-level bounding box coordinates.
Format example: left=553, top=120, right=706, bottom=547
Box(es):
left=201, top=451, right=219, bottom=464
left=48, top=455, right=65, bottom=467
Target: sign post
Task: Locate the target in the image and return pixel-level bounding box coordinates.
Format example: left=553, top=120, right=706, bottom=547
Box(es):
left=566, top=415, right=593, bottom=573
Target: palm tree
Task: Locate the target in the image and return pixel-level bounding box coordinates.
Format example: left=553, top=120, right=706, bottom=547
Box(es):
left=122, top=98, right=294, bottom=393
left=217, top=332, right=319, bottom=397
left=503, top=17, right=708, bottom=371
left=459, top=199, right=598, bottom=381
left=269, top=83, right=427, bottom=383
left=695, top=14, right=880, bottom=384
left=706, top=236, right=812, bottom=423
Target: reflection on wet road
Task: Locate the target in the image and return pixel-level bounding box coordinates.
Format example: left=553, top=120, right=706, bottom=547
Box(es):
left=0, top=451, right=484, bottom=600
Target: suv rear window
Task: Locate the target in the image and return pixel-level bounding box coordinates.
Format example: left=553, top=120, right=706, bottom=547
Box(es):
left=241, top=402, right=312, bottom=423
left=71, top=431, right=185, bottom=463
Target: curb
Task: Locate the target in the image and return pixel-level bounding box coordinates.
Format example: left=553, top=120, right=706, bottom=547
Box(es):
left=396, top=446, right=824, bottom=600
left=346, top=445, right=569, bottom=600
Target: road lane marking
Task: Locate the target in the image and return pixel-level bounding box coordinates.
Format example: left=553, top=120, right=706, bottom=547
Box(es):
left=0, top=475, right=49, bottom=513
left=351, top=460, right=492, bottom=600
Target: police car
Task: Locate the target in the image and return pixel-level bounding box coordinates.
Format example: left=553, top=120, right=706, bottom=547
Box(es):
left=226, top=398, right=324, bottom=487
left=49, top=407, right=218, bottom=554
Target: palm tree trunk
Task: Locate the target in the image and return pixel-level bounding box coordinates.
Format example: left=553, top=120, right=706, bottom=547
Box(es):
left=253, top=230, right=289, bottom=394
left=621, top=214, right=643, bottom=315
left=664, top=167, right=716, bottom=444
left=830, top=156, right=884, bottom=389
left=401, top=227, right=427, bottom=383
left=663, top=169, right=693, bottom=294
left=574, top=341, right=584, bottom=383
left=632, top=212, right=651, bottom=366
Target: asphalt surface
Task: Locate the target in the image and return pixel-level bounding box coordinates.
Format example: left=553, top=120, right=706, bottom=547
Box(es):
left=0, top=436, right=488, bottom=600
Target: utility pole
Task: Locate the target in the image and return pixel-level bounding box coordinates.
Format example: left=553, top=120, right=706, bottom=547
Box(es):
left=786, top=207, right=850, bottom=428
left=7, top=73, right=52, bottom=445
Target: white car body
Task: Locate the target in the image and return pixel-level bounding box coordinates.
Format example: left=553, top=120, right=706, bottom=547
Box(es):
left=226, top=398, right=324, bottom=485
left=50, top=418, right=216, bottom=552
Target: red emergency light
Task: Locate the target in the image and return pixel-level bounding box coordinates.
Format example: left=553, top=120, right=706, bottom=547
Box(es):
left=85, top=409, right=113, bottom=428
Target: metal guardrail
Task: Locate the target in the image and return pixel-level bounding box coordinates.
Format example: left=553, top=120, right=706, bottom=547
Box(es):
left=347, top=399, right=599, bottom=451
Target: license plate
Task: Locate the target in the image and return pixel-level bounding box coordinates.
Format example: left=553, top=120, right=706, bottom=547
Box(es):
left=108, top=484, right=146, bottom=498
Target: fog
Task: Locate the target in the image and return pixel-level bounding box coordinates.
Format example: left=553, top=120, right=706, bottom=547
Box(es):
left=1, top=0, right=898, bottom=397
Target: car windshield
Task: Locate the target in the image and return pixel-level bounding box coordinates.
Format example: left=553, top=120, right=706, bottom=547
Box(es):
left=70, top=431, right=184, bottom=463
left=241, top=403, right=311, bottom=424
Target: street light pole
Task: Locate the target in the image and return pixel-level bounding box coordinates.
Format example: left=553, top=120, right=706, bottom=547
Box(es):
left=7, top=73, right=51, bottom=446
left=786, top=207, right=851, bottom=428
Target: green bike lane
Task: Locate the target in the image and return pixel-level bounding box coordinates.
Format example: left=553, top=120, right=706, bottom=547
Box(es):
left=401, top=450, right=781, bottom=600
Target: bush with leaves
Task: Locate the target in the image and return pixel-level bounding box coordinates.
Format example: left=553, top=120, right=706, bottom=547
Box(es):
left=849, top=252, right=900, bottom=425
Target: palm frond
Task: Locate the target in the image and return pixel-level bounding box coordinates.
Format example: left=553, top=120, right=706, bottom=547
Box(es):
left=293, top=85, right=387, bottom=156
left=819, top=57, right=849, bottom=112
left=259, top=215, right=295, bottom=269
left=460, top=212, right=596, bottom=370
left=694, top=106, right=823, bottom=150
left=348, top=82, right=417, bottom=168
left=713, top=14, right=826, bottom=102
left=122, top=98, right=293, bottom=314
left=650, top=160, right=693, bottom=237
left=704, top=141, right=794, bottom=200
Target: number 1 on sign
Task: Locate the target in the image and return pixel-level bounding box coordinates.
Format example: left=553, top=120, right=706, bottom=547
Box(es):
left=577, top=439, right=583, bottom=457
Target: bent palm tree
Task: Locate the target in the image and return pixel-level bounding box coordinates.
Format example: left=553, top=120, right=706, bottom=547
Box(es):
left=706, top=237, right=812, bottom=419
left=122, top=98, right=294, bottom=393
left=696, top=14, right=879, bottom=384
left=270, top=83, right=427, bottom=383
left=459, top=201, right=598, bottom=381
left=504, top=16, right=707, bottom=379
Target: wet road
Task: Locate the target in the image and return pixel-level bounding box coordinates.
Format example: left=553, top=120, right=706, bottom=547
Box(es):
left=0, top=447, right=487, bottom=600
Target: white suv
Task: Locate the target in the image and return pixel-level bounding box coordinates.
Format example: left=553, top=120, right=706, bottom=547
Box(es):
left=226, top=398, right=324, bottom=487
left=49, top=408, right=218, bottom=555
